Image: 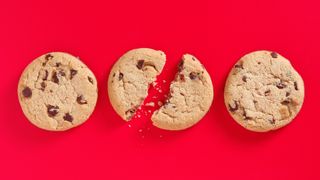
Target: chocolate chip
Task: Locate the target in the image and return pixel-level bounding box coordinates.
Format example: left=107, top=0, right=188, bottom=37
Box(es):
left=113, top=73, right=115, bottom=77
left=125, top=108, right=136, bottom=115
left=58, top=70, right=66, bottom=77
left=276, top=82, right=287, bottom=89
left=136, top=60, right=144, bottom=69
left=242, top=76, right=247, bottom=82
left=70, top=69, right=77, bottom=79
left=40, top=82, right=46, bottom=91
left=286, top=92, right=290, bottom=97
left=265, top=90, right=271, bottom=96
left=22, top=87, right=32, bottom=98
left=77, top=95, right=87, bottom=105
left=191, top=57, right=196, bottom=61
left=294, top=82, right=298, bottom=90
left=271, top=52, right=278, bottom=58
left=125, top=108, right=136, bottom=119
left=47, top=105, right=59, bottom=117
left=118, top=72, right=124, bottom=81
left=228, top=101, right=238, bottom=112
left=88, top=76, right=94, bottom=84
left=178, top=60, right=184, bottom=72
left=179, top=74, right=185, bottom=82
left=43, top=70, right=48, bottom=80
left=281, top=99, right=291, bottom=105
left=234, top=63, right=243, bottom=69
left=51, top=71, right=59, bottom=84
left=189, top=72, right=198, bottom=80
left=45, top=54, right=53, bottom=60
left=63, top=113, right=73, bottom=122
left=270, top=118, right=276, bottom=124
left=56, top=62, right=62, bottom=67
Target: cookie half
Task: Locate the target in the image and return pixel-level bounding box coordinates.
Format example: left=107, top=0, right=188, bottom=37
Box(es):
left=224, top=50, right=304, bottom=132
left=18, top=52, right=98, bottom=131
left=108, top=48, right=166, bottom=121
left=151, top=54, right=214, bottom=130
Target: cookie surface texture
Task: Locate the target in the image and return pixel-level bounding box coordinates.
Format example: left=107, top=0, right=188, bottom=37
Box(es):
left=224, top=50, right=304, bottom=132
left=18, top=52, right=98, bottom=131
left=151, top=54, right=214, bottom=130
left=108, top=48, right=166, bottom=121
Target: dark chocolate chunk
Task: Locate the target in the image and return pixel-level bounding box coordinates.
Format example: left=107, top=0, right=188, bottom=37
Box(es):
left=189, top=72, right=198, bottom=80
left=294, top=82, right=298, bottom=90
left=265, top=90, right=271, bottom=96
left=234, top=63, right=243, bottom=69
left=228, top=101, right=238, bottom=112
left=58, top=70, right=66, bottom=77
left=63, top=113, right=73, bottom=122
left=276, top=82, right=286, bottom=89
left=45, top=54, right=53, bottom=60
left=77, top=95, right=87, bottom=105
left=22, top=87, right=32, bottom=98
left=191, top=57, right=196, bottom=61
left=270, top=118, right=276, bottom=124
left=113, top=73, right=115, bottom=77
left=43, top=70, right=48, bottom=80
left=242, top=76, right=247, bottom=82
left=47, top=105, right=59, bottom=117
left=281, top=99, right=291, bottom=105
left=70, top=69, right=77, bottom=79
left=179, top=74, right=185, bottom=82
left=88, top=76, right=94, bottom=84
left=286, top=92, right=290, bottom=97
left=271, top=52, right=278, bottom=58
left=118, top=72, right=124, bottom=81
left=125, top=108, right=136, bottom=119
left=136, top=60, right=144, bottom=69
left=43, top=54, right=53, bottom=66
left=51, top=71, right=59, bottom=84
left=56, top=62, right=62, bottom=67
left=40, top=82, right=46, bottom=91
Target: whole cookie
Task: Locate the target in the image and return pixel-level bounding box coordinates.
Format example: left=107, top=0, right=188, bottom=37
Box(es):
left=18, top=52, right=98, bottom=131
left=224, top=50, right=304, bottom=132
left=108, top=48, right=166, bottom=121
left=151, top=54, right=214, bottom=130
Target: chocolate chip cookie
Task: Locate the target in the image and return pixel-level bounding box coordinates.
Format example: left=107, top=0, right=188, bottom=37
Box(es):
left=224, top=50, right=304, bottom=132
left=151, top=54, right=214, bottom=130
left=108, top=48, right=166, bottom=121
left=18, top=52, right=98, bottom=131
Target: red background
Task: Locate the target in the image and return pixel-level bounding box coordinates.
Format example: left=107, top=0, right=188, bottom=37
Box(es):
left=0, top=0, right=319, bottom=179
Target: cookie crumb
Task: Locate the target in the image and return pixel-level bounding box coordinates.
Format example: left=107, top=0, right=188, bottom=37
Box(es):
left=152, top=82, right=157, bottom=87
left=158, top=101, right=163, bottom=106
left=145, top=102, right=155, bottom=107
left=138, top=129, right=143, bottom=133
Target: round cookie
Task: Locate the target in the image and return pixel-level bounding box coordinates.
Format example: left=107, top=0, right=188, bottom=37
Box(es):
left=151, top=54, right=214, bottom=130
left=18, top=52, right=98, bottom=131
left=108, top=48, right=166, bottom=121
left=224, top=50, right=304, bottom=132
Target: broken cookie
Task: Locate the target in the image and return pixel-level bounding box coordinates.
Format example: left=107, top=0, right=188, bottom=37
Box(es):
left=224, top=50, right=305, bottom=132
left=151, top=54, right=214, bottom=130
left=108, top=48, right=166, bottom=121
left=18, top=52, right=98, bottom=131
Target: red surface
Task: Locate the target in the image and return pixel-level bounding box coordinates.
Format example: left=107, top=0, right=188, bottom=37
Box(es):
left=0, top=0, right=319, bottom=179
